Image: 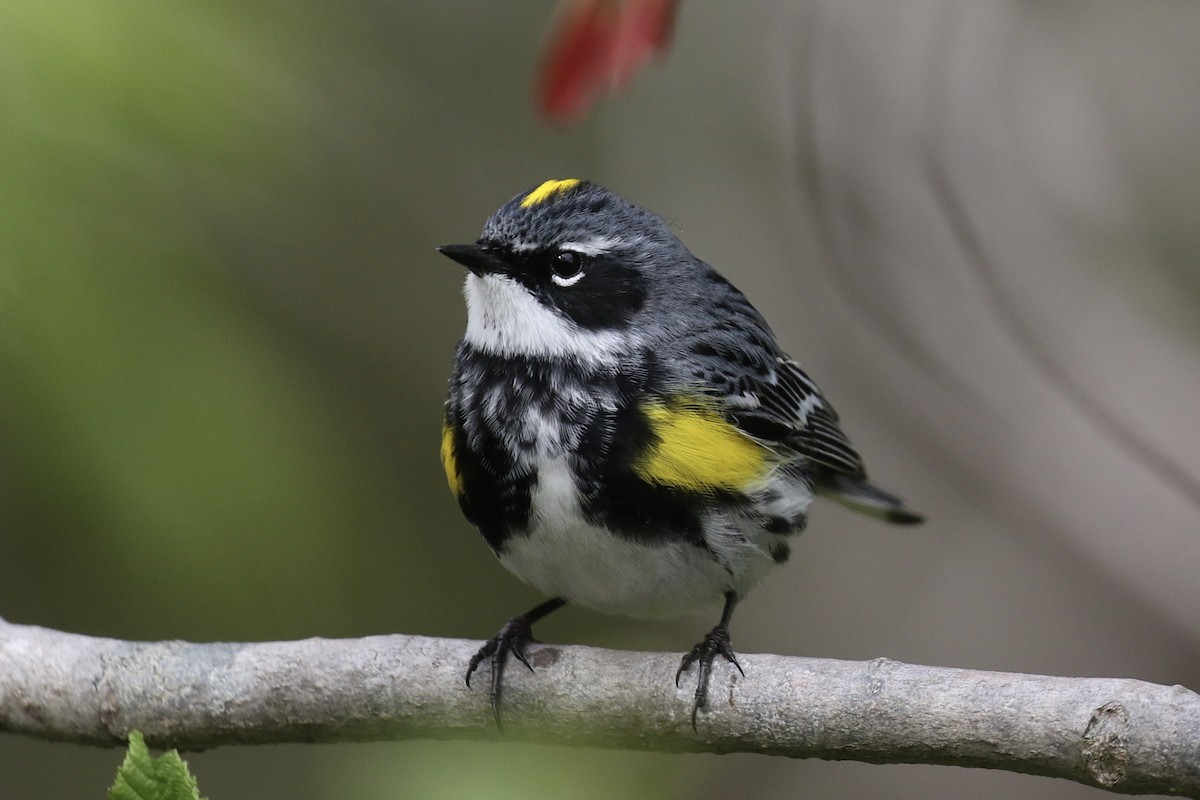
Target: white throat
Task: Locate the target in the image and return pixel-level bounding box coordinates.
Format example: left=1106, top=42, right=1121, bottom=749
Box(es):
left=463, top=273, right=628, bottom=364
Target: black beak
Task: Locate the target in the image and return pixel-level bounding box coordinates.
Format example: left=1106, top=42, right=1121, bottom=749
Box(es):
left=438, top=243, right=506, bottom=277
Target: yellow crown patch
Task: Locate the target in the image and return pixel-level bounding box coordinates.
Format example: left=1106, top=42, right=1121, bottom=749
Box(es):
left=521, top=178, right=582, bottom=208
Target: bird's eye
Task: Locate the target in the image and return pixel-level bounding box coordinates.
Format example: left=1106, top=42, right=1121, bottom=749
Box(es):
left=549, top=250, right=585, bottom=287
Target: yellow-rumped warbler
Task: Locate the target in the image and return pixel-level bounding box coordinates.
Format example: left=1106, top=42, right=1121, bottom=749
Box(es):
left=439, top=178, right=922, bottom=729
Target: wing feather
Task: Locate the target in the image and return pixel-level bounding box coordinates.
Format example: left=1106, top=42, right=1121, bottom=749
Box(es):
left=669, top=329, right=866, bottom=477
left=657, top=271, right=921, bottom=524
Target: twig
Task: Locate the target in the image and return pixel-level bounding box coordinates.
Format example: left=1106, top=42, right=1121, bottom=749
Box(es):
left=1, top=617, right=1197, bottom=796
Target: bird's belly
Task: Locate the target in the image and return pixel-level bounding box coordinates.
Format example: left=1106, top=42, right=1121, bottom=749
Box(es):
left=497, top=519, right=738, bottom=619
left=496, top=454, right=778, bottom=618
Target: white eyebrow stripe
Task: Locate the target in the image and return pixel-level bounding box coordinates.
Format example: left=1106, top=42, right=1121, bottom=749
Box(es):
left=557, top=236, right=628, bottom=256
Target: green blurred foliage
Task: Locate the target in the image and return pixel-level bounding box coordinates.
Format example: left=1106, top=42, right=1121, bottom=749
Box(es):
left=0, top=0, right=383, bottom=640
left=0, top=1, right=677, bottom=798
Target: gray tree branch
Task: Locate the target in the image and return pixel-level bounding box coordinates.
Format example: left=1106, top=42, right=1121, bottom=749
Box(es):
left=1, top=616, right=1197, bottom=796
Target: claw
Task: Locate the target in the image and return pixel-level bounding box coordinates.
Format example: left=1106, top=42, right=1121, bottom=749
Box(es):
left=677, top=623, right=742, bottom=730
left=464, top=615, right=535, bottom=731
left=676, top=593, right=743, bottom=731
left=464, top=597, right=566, bottom=731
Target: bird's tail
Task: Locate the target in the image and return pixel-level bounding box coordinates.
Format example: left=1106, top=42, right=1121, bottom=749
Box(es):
left=817, top=473, right=924, bottom=525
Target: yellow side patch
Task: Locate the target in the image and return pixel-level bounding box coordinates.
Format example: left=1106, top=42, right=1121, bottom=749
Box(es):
left=520, top=178, right=582, bottom=208
left=634, top=398, right=772, bottom=494
left=441, top=419, right=463, bottom=497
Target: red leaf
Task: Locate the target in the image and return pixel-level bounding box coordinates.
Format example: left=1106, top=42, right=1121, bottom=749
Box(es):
left=537, top=0, right=680, bottom=125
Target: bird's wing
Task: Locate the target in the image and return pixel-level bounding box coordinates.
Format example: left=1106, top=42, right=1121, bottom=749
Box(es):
left=657, top=320, right=922, bottom=524
left=670, top=331, right=866, bottom=478
left=750, top=356, right=866, bottom=477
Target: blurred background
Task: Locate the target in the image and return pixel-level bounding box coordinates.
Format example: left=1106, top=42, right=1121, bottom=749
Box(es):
left=2, top=1, right=1198, bottom=798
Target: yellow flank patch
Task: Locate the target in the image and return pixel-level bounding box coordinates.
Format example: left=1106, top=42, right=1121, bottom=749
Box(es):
left=520, top=178, right=582, bottom=208
left=441, top=419, right=463, bottom=496
left=634, top=398, right=772, bottom=493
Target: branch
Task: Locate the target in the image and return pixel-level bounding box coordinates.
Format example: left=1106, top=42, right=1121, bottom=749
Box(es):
left=2, top=617, right=1197, bottom=796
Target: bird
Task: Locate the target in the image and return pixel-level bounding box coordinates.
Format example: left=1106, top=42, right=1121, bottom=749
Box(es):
left=438, top=178, right=922, bottom=730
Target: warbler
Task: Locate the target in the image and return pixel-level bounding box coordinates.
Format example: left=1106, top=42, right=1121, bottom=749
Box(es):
left=439, top=178, right=922, bottom=729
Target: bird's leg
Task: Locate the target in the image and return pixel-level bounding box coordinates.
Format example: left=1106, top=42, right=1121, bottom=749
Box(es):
left=466, top=597, right=567, bottom=730
left=676, top=591, right=743, bottom=730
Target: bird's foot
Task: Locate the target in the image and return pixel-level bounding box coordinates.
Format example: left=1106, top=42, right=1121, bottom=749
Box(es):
left=676, top=623, right=744, bottom=731
left=465, top=615, right=538, bottom=731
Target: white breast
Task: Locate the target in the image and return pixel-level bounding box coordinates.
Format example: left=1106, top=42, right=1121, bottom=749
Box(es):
left=498, top=450, right=781, bottom=619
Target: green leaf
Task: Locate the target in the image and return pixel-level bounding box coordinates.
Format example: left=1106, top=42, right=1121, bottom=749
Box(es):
left=107, top=731, right=207, bottom=800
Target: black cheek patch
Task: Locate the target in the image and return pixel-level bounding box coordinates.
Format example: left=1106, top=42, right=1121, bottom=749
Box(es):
left=549, top=255, right=647, bottom=331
